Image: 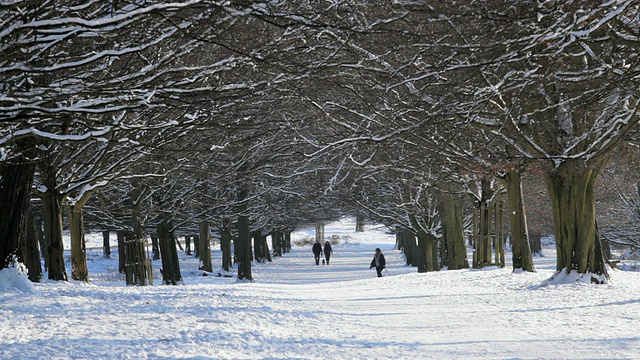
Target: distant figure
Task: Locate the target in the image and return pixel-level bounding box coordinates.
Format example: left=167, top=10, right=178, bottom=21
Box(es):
left=312, top=242, right=322, bottom=265
left=370, top=248, right=386, bottom=277
left=323, top=241, right=333, bottom=265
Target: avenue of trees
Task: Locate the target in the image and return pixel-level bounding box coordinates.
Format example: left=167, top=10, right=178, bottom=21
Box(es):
left=1, top=1, right=639, bottom=285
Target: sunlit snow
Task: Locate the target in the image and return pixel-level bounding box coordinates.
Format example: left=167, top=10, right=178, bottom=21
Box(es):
left=1, top=218, right=639, bottom=359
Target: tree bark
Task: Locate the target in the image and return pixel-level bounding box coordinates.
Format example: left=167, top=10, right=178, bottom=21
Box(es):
left=438, top=190, right=469, bottom=270
left=102, top=230, right=111, bottom=259
left=0, top=142, right=35, bottom=271
left=472, top=176, right=495, bottom=268
left=253, top=230, right=265, bottom=262
left=236, top=187, right=252, bottom=281
left=355, top=215, right=365, bottom=232
left=117, top=230, right=126, bottom=273
left=315, top=222, right=325, bottom=244
left=193, top=234, right=200, bottom=258
left=529, top=233, right=542, bottom=256
left=42, top=178, right=67, bottom=281
left=495, top=199, right=505, bottom=267
left=220, top=219, right=233, bottom=272
left=500, top=167, right=535, bottom=272
left=26, top=209, right=43, bottom=282
left=415, top=231, right=427, bottom=272
left=271, top=230, right=282, bottom=258
left=68, top=205, right=89, bottom=282
left=263, top=234, right=272, bottom=262
left=416, top=230, right=439, bottom=272
left=169, top=231, right=181, bottom=282
left=398, top=229, right=418, bottom=266
left=185, top=235, right=192, bottom=255
left=151, top=234, right=160, bottom=260
left=284, top=230, right=292, bottom=253
left=36, top=211, right=47, bottom=270
left=199, top=221, right=213, bottom=272
left=237, top=215, right=252, bottom=281
left=233, top=234, right=238, bottom=265
left=544, top=159, right=609, bottom=283
left=157, top=220, right=182, bottom=285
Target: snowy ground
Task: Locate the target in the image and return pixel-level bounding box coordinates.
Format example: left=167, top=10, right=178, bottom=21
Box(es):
left=1, top=218, right=639, bottom=359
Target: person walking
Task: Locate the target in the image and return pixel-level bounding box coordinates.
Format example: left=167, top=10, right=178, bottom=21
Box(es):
left=323, top=241, right=333, bottom=265
left=370, top=248, right=386, bottom=277
left=312, top=242, right=322, bottom=265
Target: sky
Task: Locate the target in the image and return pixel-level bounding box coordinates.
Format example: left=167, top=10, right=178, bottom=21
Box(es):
left=1, top=218, right=639, bottom=359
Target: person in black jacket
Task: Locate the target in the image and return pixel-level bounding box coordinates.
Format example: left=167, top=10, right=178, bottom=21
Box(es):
left=370, top=248, right=386, bottom=277
left=312, top=242, right=322, bottom=265
left=323, top=241, right=333, bottom=265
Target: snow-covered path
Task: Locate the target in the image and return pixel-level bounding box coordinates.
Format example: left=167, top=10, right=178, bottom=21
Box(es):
left=1, top=219, right=639, bottom=359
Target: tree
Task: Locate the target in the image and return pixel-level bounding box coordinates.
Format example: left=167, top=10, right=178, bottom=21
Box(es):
left=304, top=0, right=639, bottom=283
left=0, top=1, right=235, bottom=272
left=497, top=165, right=535, bottom=272
left=0, top=139, right=36, bottom=269
left=470, top=1, right=640, bottom=283
left=437, top=182, right=469, bottom=270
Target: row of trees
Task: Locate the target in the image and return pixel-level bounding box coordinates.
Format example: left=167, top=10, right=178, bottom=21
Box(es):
left=1, top=1, right=639, bottom=285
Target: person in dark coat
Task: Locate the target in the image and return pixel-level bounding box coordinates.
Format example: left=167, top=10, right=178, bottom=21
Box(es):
left=312, top=242, right=322, bottom=265
left=369, top=248, right=386, bottom=277
left=323, top=241, right=333, bottom=265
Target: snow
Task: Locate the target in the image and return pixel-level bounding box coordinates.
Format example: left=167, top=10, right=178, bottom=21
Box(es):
left=1, top=218, right=639, bottom=359
left=0, top=261, right=33, bottom=293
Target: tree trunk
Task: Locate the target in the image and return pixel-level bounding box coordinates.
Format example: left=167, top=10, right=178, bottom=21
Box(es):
left=185, top=235, right=192, bottom=255
left=272, top=230, right=282, bottom=258
left=416, top=230, right=439, bottom=272
left=601, top=235, right=612, bottom=262
left=355, top=215, right=365, bottom=232
left=263, top=234, right=272, bottom=262
left=430, top=233, right=439, bottom=271
left=233, top=234, right=238, bottom=265
left=529, top=233, right=542, bottom=256
left=472, top=202, right=479, bottom=267
left=157, top=220, right=182, bottom=285
left=169, top=231, right=181, bottom=281
left=482, top=200, right=492, bottom=265
left=173, top=234, right=184, bottom=251
left=68, top=205, right=89, bottom=282
left=220, top=220, right=233, bottom=272
left=42, top=182, right=67, bottom=281
left=544, top=159, right=609, bottom=283
left=315, top=222, right=325, bottom=243
left=199, top=221, right=213, bottom=272
left=151, top=234, right=160, bottom=260
left=35, top=211, right=46, bottom=270
left=127, top=181, right=152, bottom=284
left=398, top=229, right=418, bottom=266
left=253, top=230, right=265, bottom=262
left=193, top=234, right=200, bottom=258
left=117, top=230, right=126, bottom=273
left=26, top=209, right=43, bottom=282
left=438, top=190, right=469, bottom=270
left=501, top=167, right=535, bottom=272
left=495, top=199, right=505, bottom=268
left=415, top=231, right=427, bottom=273
left=270, top=232, right=277, bottom=257
left=237, top=215, right=252, bottom=281
left=284, top=230, right=292, bottom=253
left=473, top=176, right=495, bottom=269
left=0, top=143, right=36, bottom=270
left=102, top=230, right=111, bottom=259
